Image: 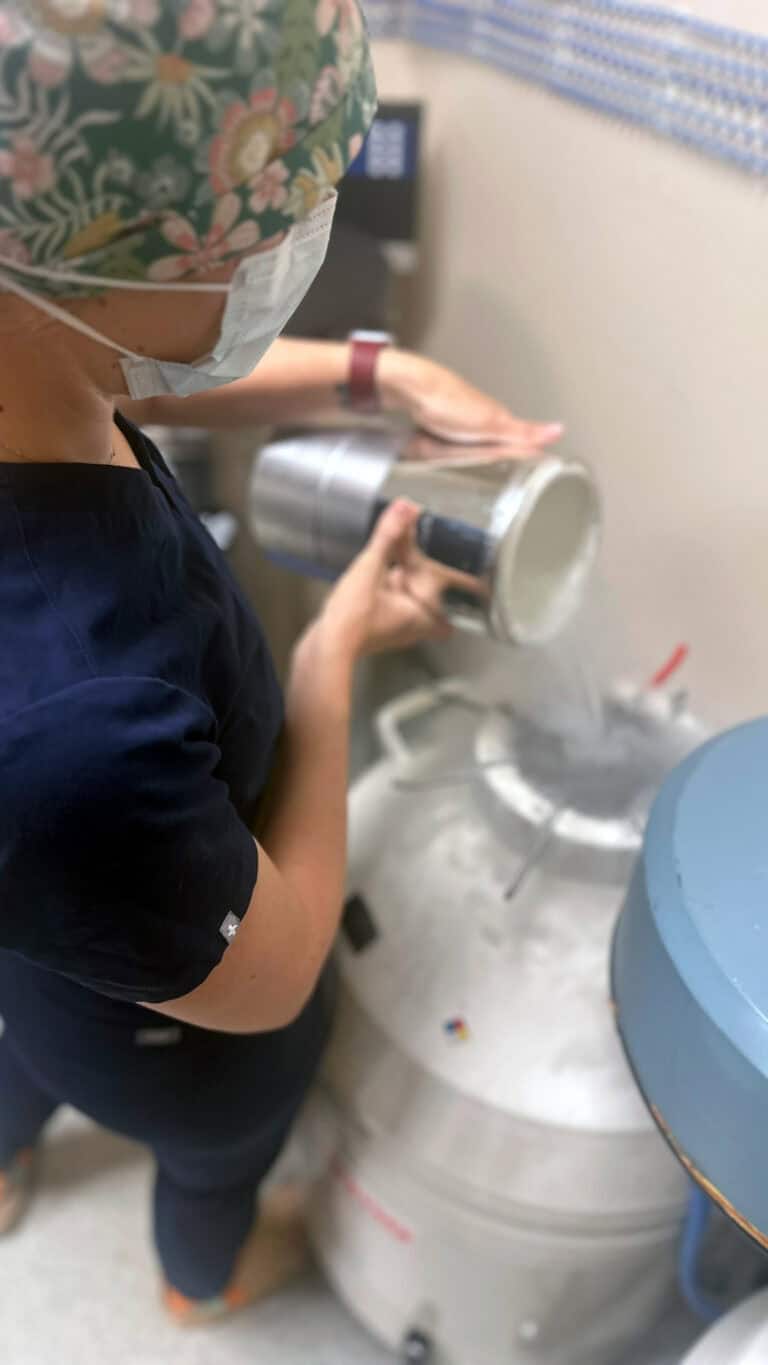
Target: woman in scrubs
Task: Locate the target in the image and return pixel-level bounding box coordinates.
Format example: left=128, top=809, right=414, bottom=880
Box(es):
left=0, top=0, right=560, bottom=1324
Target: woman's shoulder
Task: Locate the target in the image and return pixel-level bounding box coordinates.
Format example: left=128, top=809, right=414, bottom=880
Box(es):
left=0, top=676, right=218, bottom=800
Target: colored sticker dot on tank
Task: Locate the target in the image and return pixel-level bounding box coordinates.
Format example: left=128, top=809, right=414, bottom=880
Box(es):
left=444, top=1017, right=469, bottom=1041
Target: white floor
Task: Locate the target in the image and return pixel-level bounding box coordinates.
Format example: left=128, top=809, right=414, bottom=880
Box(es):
left=0, top=1108, right=702, bottom=1365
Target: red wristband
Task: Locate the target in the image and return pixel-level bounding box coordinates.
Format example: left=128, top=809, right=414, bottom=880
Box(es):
left=346, top=331, right=393, bottom=412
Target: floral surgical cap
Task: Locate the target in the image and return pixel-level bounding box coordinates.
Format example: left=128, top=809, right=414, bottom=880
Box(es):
left=0, top=0, right=377, bottom=293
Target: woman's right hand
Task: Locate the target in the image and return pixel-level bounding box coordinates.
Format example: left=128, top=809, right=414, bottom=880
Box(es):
left=311, top=498, right=479, bottom=661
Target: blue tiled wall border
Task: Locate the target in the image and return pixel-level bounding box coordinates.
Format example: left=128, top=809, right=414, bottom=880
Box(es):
left=365, top=0, right=768, bottom=178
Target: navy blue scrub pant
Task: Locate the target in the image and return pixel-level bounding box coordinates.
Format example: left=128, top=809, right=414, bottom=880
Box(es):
left=0, top=989, right=329, bottom=1300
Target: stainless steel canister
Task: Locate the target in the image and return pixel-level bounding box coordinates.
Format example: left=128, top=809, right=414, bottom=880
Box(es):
left=249, top=426, right=601, bottom=645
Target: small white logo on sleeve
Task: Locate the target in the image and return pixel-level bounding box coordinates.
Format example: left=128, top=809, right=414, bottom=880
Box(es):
left=135, top=1026, right=182, bottom=1048
left=220, top=911, right=241, bottom=943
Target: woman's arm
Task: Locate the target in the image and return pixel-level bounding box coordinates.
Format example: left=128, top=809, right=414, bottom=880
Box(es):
left=145, top=625, right=356, bottom=1034
left=123, top=338, right=356, bottom=430
left=121, top=337, right=564, bottom=454
left=144, top=502, right=456, bottom=1034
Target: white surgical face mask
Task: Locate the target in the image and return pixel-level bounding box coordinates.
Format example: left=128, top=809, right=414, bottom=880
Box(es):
left=0, top=194, right=337, bottom=401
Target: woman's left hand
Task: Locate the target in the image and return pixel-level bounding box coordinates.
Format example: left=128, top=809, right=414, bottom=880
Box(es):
left=378, top=348, right=564, bottom=457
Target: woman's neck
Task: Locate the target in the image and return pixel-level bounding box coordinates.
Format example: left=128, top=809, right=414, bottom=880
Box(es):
left=0, top=315, right=126, bottom=466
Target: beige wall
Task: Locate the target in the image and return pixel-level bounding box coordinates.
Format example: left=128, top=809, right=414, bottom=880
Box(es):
left=373, top=39, right=768, bottom=727
left=691, top=0, right=765, bottom=31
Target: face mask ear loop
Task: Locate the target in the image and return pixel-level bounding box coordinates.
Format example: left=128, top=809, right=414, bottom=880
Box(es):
left=0, top=252, right=231, bottom=294
left=0, top=267, right=146, bottom=362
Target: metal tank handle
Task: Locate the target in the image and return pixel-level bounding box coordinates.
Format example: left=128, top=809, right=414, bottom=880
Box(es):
left=375, top=677, right=479, bottom=765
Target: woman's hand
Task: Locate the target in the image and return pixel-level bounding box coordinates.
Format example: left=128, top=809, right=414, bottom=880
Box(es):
left=307, top=499, right=484, bottom=663
left=378, top=349, right=563, bottom=456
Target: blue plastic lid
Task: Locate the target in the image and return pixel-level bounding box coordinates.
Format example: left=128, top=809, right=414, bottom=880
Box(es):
left=614, top=719, right=768, bottom=1246
left=669, top=721, right=768, bottom=1025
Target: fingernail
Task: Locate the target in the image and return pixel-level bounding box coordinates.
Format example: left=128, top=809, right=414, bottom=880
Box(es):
left=540, top=422, right=565, bottom=439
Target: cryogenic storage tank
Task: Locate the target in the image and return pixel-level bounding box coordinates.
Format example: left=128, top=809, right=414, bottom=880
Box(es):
left=303, top=678, right=705, bottom=1365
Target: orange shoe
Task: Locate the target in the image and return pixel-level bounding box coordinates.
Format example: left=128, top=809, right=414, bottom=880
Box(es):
left=162, top=1185, right=308, bottom=1327
left=0, top=1148, right=36, bottom=1236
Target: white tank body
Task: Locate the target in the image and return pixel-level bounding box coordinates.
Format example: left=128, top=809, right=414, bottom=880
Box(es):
left=303, top=680, right=704, bottom=1364
left=682, top=1290, right=768, bottom=1364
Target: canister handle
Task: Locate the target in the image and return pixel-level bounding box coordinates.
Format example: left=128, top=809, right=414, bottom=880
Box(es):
left=375, top=678, right=476, bottom=764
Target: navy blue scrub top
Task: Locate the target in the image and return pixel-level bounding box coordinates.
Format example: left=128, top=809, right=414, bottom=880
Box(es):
left=0, top=415, right=282, bottom=1019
